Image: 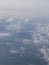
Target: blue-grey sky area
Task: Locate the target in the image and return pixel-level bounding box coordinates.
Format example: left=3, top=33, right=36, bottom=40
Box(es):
left=0, top=0, right=49, bottom=17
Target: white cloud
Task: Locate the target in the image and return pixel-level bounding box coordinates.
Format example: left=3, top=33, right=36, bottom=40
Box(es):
left=22, top=39, right=32, bottom=45
left=40, top=47, right=49, bottom=62
left=0, top=33, right=11, bottom=36
left=6, top=17, right=31, bottom=33
left=10, top=49, right=20, bottom=55
left=6, top=22, right=23, bottom=33
left=10, top=48, right=25, bottom=56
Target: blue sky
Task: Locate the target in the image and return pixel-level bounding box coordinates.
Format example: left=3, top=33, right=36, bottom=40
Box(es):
left=0, top=0, right=49, bottom=17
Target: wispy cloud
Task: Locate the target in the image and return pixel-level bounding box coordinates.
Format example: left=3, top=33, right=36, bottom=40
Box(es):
left=0, top=33, right=11, bottom=36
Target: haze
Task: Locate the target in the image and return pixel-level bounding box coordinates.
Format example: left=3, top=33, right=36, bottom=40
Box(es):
left=0, top=0, right=49, bottom=17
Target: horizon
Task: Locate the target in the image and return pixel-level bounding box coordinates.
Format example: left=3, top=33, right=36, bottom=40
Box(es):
left=0, top=0, right=49, bottom=18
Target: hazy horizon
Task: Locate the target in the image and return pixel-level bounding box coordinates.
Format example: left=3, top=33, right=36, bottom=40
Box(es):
left=0, top=0, right=49, bottom=18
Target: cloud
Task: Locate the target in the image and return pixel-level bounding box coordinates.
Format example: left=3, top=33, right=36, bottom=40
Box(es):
left=10, top=47, right=25, bottom=56
left=20, top=47, right=25, bottom=54
left=6, top=17, right=31, bottom=33
left=0, top=33, right=11, bottom=36
left=40, top=47, right=49, bottom=62
left=10, top=49, right=20, bottom=55
left=6, top=21, right=23, bottom=33
left=22, top=39, right=32, bottom=45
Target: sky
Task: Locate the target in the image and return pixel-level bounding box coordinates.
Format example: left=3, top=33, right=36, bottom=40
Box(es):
left=0, top=0, right=49, bottom=17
